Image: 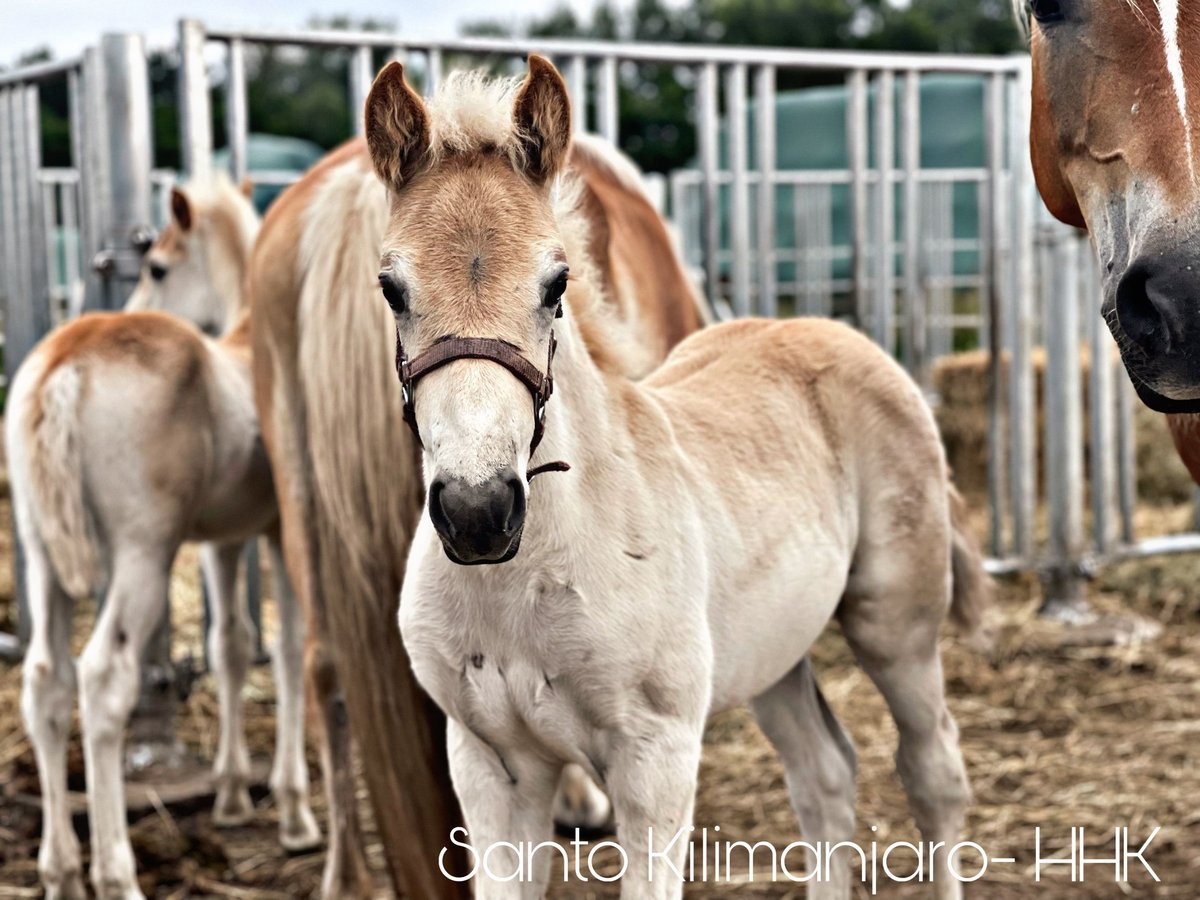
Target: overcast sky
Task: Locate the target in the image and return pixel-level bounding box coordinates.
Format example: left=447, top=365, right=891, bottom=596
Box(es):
left=1, top=0, right=608, bottom=65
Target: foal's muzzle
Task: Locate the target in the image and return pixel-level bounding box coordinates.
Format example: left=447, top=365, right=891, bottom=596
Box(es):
left=429, top=469, right=526, bottom=565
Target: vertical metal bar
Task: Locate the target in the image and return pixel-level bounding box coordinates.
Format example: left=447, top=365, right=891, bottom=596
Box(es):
left=178, top=19, right=213, bottom=180
left=985, top=72, right=1007, bottom=557
left=226, top=38, right=249, bottom=183
left=0, top=89, right=18, bottom=338
left=873, top=70, right=894, bottom=350
left=10, top=85, right=52, bottom=368
left=1008, top=63, right=1037, bottom=561
left=901, top=70, right=923, bottom=380
left=848, top=69, right=869, bottom=329
left=1042, top=229, right=1086, bottom=614
left=1086, top=246, right=1115, bottom=554
left=698, top=61, right=720, bottom=315
left=568, top=55, right=587, bottom=134
left=725, top=64, right=750, bottom=318
left=598, top=56, right=619, bottom=145
left=350, top=44, right=373, bottom=137
left=1116, top=366, right=1137, bottom=544
left=61, top=176, right=81, bottom=318
left=426, top=47, right=443, bottom=98
left=42, top=181, right=58, bottom=315
left=755, top=64, right=776, bottom=319
left=80, top=46, right=111, bottom=311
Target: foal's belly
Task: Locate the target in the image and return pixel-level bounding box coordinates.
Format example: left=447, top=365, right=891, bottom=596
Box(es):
left=706, top=530, right=852, bottom=711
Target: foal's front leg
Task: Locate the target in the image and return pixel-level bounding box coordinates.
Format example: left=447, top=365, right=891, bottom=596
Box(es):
left=446, top=719, right=562, bottom=900
left=605, top=720, right=703, bottom=900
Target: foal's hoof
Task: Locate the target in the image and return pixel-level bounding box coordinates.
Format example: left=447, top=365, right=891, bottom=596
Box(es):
left=43, top=870, right=87, bottom=900
left=553, top=765, right=615, bottom=837
left=213, top=785, right=255, bottom=827
left=279, top=805, right=322, bottom=854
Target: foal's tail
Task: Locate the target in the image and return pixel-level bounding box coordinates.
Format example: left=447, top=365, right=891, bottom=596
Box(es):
left=11, top=361, right=101, bottom=600
left=948, top=484, right=992, bottom=638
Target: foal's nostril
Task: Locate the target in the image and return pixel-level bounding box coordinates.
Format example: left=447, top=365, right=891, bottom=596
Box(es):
left=428, top=478, right=456, bottom=539
left=501, top=475, right=526, bottom=535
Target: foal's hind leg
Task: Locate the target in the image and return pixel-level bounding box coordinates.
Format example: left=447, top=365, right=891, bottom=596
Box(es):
left=751, top=658, right=857, bottom=900
left=21, top=541, right=85, bottom=900
left=79, top=548, right=173, bottom=900
left=840, top=537, right=970, bottom=900
left=265, top=533, right=320, bottom=851
left=202, top=541, right=256, bottom=825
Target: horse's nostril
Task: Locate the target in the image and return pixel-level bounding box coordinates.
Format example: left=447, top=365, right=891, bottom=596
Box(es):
left=1116, top=265, right=1168, bottom=353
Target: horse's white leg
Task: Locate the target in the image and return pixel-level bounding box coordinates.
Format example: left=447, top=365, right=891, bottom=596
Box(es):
left=446, top=718, right=561, bottom=900
left=604, top=721, right=701, bottom=900
left=201, top=540, right=256, bottom=826
left=79, top=549, right=171, bottom=900
left=751, top=657, right=857, bottom=900
left=840, top=550, right=970, bottom=900
left=21, top=541, right=85, bottom=900
left=264, top=533, right=320, bottom=851
left=553, top=763, right=612, bottom=833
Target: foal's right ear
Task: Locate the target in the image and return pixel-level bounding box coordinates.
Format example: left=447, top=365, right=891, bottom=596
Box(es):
left=365, top=62, right=431, bottom=192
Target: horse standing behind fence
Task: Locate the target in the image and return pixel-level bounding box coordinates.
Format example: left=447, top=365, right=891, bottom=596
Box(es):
left=247, top=94, right=707, bottom=894
left=7, top=179, right=324, bottom=900
left=365, top=56, right=989, bottom=900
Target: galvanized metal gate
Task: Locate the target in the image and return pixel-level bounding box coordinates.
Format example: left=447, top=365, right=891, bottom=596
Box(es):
left=1, top=23, right=1197, bottom=655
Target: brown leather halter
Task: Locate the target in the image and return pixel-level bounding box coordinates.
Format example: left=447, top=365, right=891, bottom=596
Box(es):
left=394, top=328, right=571, bottom=479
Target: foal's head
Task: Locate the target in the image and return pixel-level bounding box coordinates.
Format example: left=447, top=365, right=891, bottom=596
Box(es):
left=366, top=56, right=573, bottom=564
left=126, top=177, right=259, bottom=336
left=1025, top=0, right=1200, bottom=409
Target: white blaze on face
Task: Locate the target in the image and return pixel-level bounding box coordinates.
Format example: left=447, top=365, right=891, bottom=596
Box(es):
left=1158, top=0, right=1197, bottom=181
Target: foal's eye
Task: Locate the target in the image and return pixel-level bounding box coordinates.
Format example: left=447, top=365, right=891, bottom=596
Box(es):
left=379, top=273, right=409, bottom=315
left=1030, top=0, right=1065, bottom=23
left=148, top=261, right=168, bottom=282
left=543, top=268, right=569, bottom=311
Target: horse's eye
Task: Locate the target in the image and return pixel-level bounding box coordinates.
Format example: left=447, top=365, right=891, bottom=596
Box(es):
left=1030, top=0, right=1065, bottom=23
left=543, top=269, right=568, bottom=310
left=379, top=273, right=408, bottom=314
left=148, top=262, right=168, bottom=282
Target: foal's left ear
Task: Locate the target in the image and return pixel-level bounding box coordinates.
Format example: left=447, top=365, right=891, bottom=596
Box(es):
left=365, top=61, right=431, bottom=192
left=513, top=54, right=572, bottom=184
left=170, top=187, right=193, bottom=232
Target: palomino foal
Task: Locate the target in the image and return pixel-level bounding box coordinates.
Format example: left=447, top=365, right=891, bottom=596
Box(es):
left=8, top=179, right=319, bottom=900
left=366, top=58, right=986, bottom=899
left=1023, top=0, right=1200, bottom=409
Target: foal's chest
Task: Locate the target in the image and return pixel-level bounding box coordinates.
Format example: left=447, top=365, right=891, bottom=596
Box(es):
left=402, top=570, right=625, bottom=763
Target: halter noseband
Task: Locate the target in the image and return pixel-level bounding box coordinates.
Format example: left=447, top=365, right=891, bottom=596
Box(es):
left=394, top=328, right=571, bottom=479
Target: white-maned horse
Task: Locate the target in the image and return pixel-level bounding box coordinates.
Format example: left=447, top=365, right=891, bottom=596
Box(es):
left=364, top=58, right=990, bottom=899
left=7, top=179, right=320, bottom=900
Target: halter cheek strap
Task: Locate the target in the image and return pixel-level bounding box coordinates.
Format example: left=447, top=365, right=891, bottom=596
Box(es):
left=394, top=329, right=571, bottom=480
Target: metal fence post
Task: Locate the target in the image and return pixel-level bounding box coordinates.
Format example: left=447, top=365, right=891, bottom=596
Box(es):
left=901, top=70, right=923, bottom=381
left=697, top=61, right=720, bottom=315
left=725, top=63, right=751, bottom=318
left=872, top=70, right=894, bottom=350
left=80, top=46, right=113, bottom=312
left=754, top=64, right=776, bottom=319
left=226, top=38, right=249, bottom=182
left=984, top=72, right=1008, bottom=557
left=350, top=44, right=373, bottom=137
left=179, top=19, right=213, bottom=181
left=847, top=69, right=869, bottom=330
left=1041, top=228, right=1088, bottom=617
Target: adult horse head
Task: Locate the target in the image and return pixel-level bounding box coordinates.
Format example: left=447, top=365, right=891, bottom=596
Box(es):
left=1025, top=0, right=1200, bottom=411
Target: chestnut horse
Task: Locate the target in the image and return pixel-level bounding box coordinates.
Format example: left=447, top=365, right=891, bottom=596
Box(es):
left=369, top=57, right=987, bottom=900
left=1023, top=0, right=1200, bottom=410
left=247, top=109, right=706, bottom=894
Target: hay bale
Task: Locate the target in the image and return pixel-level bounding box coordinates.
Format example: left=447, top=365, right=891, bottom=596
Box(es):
left=933, top=347, right=1195, bottom=506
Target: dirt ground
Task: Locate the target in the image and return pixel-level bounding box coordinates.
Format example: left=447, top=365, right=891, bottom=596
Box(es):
left=1, top=493, right=1198, bottom=898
